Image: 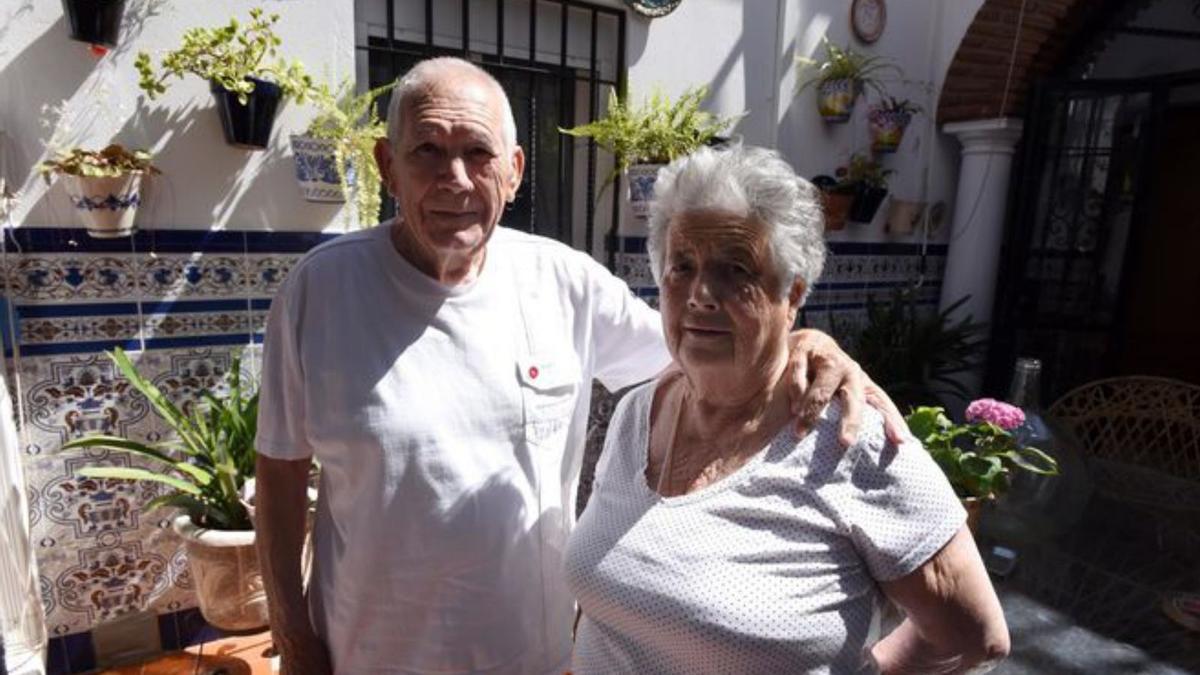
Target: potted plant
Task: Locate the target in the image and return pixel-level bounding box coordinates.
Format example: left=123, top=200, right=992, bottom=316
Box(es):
left=869, top=96, right=921, bottom=153
left=845, top=153, right=892, bottom=223
left=62, top=0, right=126, bottom=48
left=845, top=289, right=987, bottom=410
left=38, top=144, right=159, bottom=238
left=135, top=7, right=314, bottom=149
left=906, top=401, right=1059, bottom=531
left=796, top=38, right=897, bottom=123
left=292, top=79, right=394, bottom=225
left=559, top=85, right=740, bottom=232
left=885, top=196, right=925, bottom=235
left=62, top=348, right=267, bottom=631
left=811, top=173, right=856, bottom=233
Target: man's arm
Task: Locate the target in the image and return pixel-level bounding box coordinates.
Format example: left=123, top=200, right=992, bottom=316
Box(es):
left=256, top=454, right=331, bottom=675
left=871, top=526, right=1010, bottom=674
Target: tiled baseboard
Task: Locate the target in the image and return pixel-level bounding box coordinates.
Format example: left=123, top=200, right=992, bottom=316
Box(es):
left=44, top=606, right=223, bottom=675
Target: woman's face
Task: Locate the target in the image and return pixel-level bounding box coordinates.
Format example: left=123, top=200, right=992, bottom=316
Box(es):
left=660, top=210, right=803, bottom=383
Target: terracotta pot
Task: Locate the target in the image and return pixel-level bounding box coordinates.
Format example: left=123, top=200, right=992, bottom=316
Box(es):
left=174, top=515, right=268, bottom=632
left=61, top=173, right=146, bottom=238
left=868, top=108, right=913, bottom=153
left=290, top=134, right=352, bottom=203
left=885, top=198, right=926, bottom=235
left=816, top=78, right=859, bottom=122
left=819, top=190, right=854, bottom=232
left=961, top=496, right=991, bottom=534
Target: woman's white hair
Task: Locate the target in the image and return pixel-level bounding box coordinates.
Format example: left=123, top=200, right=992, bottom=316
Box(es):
left=385, top=57, right=518, bottom=152
left=647, top=144, right=826, bottom=301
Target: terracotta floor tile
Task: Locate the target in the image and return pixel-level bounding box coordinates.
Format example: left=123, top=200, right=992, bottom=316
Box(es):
left=92, top=631, right=276, bottom=675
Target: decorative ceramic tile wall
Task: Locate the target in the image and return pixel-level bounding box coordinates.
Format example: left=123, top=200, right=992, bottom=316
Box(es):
left=0, top=227, right=333, bottom=672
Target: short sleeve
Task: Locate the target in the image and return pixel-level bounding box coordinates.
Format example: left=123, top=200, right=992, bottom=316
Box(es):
left=579, top=254, right=671, bottom=392
left=823, top=409, right=966, bottom=581
left=255, top=272, right=315, bottom=460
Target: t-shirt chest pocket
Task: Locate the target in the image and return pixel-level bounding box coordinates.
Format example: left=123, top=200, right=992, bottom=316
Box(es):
left=516, top=350, right=580, bottom=445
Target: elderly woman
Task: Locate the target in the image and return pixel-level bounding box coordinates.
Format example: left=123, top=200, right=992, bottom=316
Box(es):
left=564, top=145, right=1008, bottom=673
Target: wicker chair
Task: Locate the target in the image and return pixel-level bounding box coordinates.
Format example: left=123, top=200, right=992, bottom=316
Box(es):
left=1049, top=376, right=1200, bottom=514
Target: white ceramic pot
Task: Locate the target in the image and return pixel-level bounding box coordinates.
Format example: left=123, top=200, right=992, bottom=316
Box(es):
left=173, top=515, right=269, bottom=632
left=290, top=134, right=349, bottom=203
left=62, top=173, right=145, bottom=238
left=620, top=163, right=664, bottom=237
left=886, top=198, right=926, bottom=235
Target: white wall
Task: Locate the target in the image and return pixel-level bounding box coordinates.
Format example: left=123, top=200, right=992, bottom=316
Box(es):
left=0, top=0, right=356, bottom=233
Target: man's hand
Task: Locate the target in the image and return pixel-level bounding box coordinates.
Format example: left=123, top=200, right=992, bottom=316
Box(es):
left=787, top=329, right=907, bottom=446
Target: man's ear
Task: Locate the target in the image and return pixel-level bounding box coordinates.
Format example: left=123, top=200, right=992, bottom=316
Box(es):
left=506, top=145, right=526, bottom=202
left=374, top=138, right=396, bottom=196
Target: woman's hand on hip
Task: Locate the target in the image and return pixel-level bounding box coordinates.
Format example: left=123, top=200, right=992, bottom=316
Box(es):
left=786, top=328, right=908, bottom=446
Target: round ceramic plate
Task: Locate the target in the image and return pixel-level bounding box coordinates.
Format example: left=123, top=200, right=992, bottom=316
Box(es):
left=624, top=0, right=683, bottom=18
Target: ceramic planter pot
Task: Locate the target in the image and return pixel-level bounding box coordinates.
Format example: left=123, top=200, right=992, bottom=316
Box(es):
left=621, top=163, right=665, bottom=237
left=211, top=78, right=283, bottom=150
left=62, top=0, right=126, bottom=48
left=849, top=184, right=888, bottom=223
left=290, top=135, right=354, bottom=203
left=819, top=190, right=854, bottom=232
left=868, top=108, right=914, bottom=153
left=816, top=78, right=860, bottom=123
left=961, top=496, right=990, bottom=534
left=885, top=198, right=926, bottom=235
left=61, top=172, right=145, bottom=238
left=174, top=515, right=269, bottom=632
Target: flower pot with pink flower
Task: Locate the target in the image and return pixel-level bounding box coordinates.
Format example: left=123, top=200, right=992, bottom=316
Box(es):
left=906, top=400, right=1060, bottom=532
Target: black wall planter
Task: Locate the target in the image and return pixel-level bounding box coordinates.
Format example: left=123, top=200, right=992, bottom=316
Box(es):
left=849, top=185, right=888, bottom=223
left=62, top=0, right=127, bottom=48
left=211, top=78, right=283, bottom=150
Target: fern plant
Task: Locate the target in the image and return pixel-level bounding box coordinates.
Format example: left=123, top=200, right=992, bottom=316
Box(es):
left=62, top=348, right=259, bottom=531
left=306, top=79, right=395, bottom=227
left=559, top=85, right=741, bottom=187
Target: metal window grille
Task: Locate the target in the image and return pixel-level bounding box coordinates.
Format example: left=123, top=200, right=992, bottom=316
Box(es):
left=355, top=0, right=626, bottom=259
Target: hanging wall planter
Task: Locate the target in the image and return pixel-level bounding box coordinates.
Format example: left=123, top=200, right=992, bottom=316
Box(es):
left=812, top=175, right=853, bottom=233
left=816, top=79, right=859, bottom=123
left=885, top=197, right=925, bottom=235
left=62, top=0, right=127, bottom=48
left=212, top=78, right=283, bottom=150
left=290, top=134, right=349, bottom=202
left=868, top=97, right=921, bottom=153
left=850, top=183, right=888, bottom=223
left=38, top=145, right=159, bottom=239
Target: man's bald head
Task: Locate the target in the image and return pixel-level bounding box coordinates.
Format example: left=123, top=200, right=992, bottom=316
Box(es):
left=385, top=57, right=518, bottom=153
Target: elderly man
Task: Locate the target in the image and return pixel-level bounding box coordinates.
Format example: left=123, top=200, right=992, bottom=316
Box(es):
left=255, top=57, right=902, bottom=674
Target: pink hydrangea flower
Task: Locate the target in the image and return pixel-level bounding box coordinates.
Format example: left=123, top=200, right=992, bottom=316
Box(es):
left=965, top=398, right=1026, bottom=431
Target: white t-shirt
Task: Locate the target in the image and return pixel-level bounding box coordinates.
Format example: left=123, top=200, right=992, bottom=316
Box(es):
left=565, top=379, right=965, bottom=674
left=255, top=224, right=669, bottom=674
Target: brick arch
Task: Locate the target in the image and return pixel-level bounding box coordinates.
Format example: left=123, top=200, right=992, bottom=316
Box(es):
left=938, top=0, right=1145, bottom=124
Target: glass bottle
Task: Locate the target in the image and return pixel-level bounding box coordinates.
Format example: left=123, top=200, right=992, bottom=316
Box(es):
left=982, top=358, right=1092, bottom=544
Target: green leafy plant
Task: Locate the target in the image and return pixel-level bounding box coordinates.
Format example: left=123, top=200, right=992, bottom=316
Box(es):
left=906, top=406, right=1059, bottom=499
left=305, top=79, right=395, bottom=226
left=844, top=153, right=893, bottom=189
left=135, top=7, right=313, bottom=105
left=62, top=348, right=259, bottom=531
left=37, top=144, right=160, bottom=182
left=875, top=96, right=922, bottom=115
left=843, top=290, right=987, bottom=409
left=558, top=85, right=741, bottom=186
left=796, top=37, right=898, bottom=97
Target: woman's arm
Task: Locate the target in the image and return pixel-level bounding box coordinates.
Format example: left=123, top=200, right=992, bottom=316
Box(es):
left=872, top=526, right=1010, bottom=674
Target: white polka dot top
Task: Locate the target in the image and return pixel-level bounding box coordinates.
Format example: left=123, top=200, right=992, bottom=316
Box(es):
left=565, top=379, right=966, bottom=674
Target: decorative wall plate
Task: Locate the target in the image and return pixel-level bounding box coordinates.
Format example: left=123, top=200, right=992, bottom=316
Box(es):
left=851, top=0, right=886, bottom=44
left=624, top=0, right=682, bottom=18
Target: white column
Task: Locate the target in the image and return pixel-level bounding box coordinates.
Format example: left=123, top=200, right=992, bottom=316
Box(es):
left=939, top=118, right=1024, bottom=398
left=0, top=364, right=46, bottom=673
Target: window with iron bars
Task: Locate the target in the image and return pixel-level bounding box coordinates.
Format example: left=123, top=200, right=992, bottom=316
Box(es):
left=354, top=0, right=626, bottom=261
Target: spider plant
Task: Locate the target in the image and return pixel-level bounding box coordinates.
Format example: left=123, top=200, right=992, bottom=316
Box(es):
left=63, top=348, right=258, bottom=531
